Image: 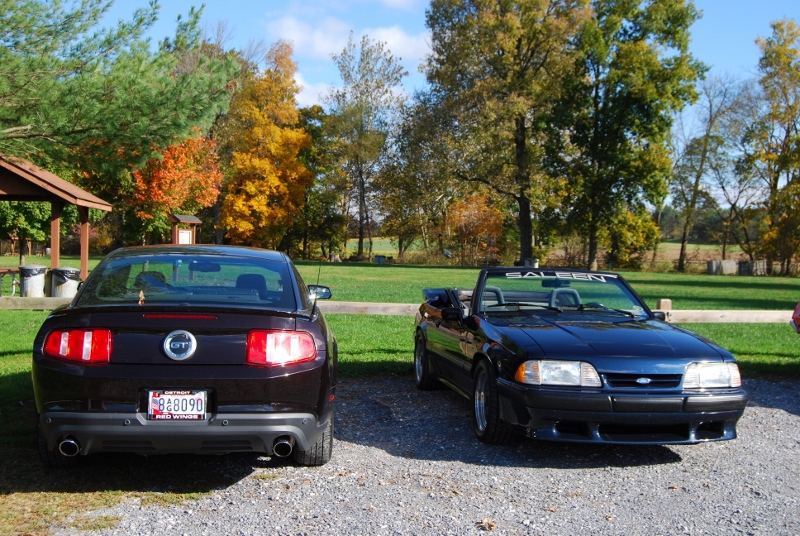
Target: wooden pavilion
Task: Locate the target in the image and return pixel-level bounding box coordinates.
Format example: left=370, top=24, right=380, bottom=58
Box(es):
left=0, top=153, right=112, bottom=279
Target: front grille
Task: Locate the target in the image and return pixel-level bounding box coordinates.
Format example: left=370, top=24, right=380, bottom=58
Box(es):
left=603, top=373, right=682, bottom=389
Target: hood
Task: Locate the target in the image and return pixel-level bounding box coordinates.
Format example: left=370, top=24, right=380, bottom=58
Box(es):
left=498, top=318, right=726, bottom=363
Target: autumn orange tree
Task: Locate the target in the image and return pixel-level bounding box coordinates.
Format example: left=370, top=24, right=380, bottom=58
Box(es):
left=219, top=41, right=312, bottom=248
left=448, top=192, right=505, bottom=266
left=128, top=129, right=223, bottom=241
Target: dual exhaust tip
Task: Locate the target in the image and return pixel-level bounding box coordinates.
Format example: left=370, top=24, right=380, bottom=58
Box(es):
left=58, top=438, right=80, bottom=457
left=57, top=435, right=296, bottom=458
left=272, top=435, right=295, bottom=458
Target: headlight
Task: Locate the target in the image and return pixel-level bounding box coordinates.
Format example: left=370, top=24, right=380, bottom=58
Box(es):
left=683, top=362, right=741, bottom=388
left=515, top=360, right=602, bottom=387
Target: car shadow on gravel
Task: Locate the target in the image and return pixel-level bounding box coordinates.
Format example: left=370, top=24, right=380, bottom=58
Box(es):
left=0, top=400, right=294, bottom=497
left=335, top=376, right=684, bottom=469
left=743, top=379, right=800, bottom=417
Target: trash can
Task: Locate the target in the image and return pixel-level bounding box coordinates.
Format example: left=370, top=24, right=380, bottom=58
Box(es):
left=51, top=266, right=82, bottom=298
left=19, top=264, right=47, bottom=298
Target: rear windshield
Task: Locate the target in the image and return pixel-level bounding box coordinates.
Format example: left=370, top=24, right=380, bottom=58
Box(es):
left=76, top=254, right=296, bottom=310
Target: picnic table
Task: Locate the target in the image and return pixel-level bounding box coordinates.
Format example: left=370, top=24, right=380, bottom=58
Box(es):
left=0, top=267, right=19, bottom=297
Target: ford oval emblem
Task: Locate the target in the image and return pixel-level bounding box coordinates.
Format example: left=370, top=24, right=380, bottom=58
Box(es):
left=163, top=330, right=197, bottom=361
left=636, top=377, right=651, bottom=385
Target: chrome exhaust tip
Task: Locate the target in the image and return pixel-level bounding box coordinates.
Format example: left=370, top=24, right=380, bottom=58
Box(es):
left=58, top=438, right=80, bottom=457
left=272, top=436, right=295, bottom=457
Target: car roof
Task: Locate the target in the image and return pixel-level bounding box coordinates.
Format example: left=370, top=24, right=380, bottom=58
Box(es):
left=104, top=245, right=290, bottom=263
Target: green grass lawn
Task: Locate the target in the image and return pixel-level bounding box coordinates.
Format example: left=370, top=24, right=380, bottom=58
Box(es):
left=294, top=262, right=800, bottom=311
left=6, top=251, right=798, bottom=310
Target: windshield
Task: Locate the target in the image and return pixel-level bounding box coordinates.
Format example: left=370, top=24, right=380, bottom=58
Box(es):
left=76, top=254, right=296, bottom=310
left=475, top=270, right=647, bottom=318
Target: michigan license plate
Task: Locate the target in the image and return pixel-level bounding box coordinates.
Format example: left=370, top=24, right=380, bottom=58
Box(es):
left=148, top=390, right=207, bottom=420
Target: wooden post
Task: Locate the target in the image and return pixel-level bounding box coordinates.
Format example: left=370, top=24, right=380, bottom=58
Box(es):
left=78, top=206, right=89, bottom=279
left=50, top=200, right=63, bottom=269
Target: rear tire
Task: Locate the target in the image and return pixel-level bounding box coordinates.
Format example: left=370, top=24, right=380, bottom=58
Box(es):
left=472, top=360, right=514, bottom=445
left=414, top=331, right=439, bottom=390
left=293, top=417, right=333, bottom=466
left=37, top=421, right=79, bottom=469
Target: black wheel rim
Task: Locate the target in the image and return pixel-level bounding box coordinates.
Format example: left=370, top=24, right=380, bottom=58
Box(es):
left=474, top=367, right=488, bottom=433
left=414, top=338, right=424, bottom=383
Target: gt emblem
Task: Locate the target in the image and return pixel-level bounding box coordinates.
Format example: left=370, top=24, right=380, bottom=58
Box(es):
left=163, top=330, right=197, bottom=361
left=636, top=377, right=651, bottom=385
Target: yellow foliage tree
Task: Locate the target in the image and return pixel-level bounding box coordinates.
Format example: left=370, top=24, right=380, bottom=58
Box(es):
left=448, top=192, right=505, bottom=266
left=220, top=41, right=312, bottom=247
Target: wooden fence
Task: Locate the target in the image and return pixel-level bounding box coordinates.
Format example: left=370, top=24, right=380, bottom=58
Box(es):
left=0, top=297, right=793, bottom=323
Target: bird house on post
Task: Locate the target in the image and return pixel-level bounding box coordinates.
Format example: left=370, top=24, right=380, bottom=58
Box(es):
left=169, top=214, right=202, bottom=244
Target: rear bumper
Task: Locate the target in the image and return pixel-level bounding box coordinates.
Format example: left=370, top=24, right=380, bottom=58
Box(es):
left=39, top=411, right=328, bottom=456
left=497, top=379, right=748, bottom=444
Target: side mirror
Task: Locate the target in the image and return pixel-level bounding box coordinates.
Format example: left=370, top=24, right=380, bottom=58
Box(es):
left=441, top=307, right=463, bottom=322
left=308, top=285, right=332, bottom=300
left=652, top=311, right=666, bottom=321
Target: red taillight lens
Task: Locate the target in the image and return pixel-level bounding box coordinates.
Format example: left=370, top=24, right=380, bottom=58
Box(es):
left=43, top=329, right=112, bottom=364
left=246, top=330, right=317, bottom=367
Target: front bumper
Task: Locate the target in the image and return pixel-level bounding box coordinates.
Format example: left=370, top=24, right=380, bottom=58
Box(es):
left=39, top=411, right=328, bottom=456
left=497, top=378, right=748, bottom=444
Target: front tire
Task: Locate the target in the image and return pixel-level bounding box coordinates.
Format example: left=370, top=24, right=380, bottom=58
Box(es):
left=472, top=360, right=514, bottom=444
left=414, top=331, right=439, bottom=390
left=293, top=417, right=333, bottom=466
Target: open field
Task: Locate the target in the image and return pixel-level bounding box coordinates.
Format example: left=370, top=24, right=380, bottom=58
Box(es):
left=295, top=262, right=800, bottom=311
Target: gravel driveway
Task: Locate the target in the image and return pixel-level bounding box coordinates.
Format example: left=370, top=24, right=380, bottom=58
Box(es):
left=56, top=377, right=800, bottom=535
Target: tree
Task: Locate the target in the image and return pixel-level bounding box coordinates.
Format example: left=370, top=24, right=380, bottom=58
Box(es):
left=285, top=105, right=348, bottom=259
left=425, top=0, right=590, bottom=264
left=127, top=129, right=223, bottom=243
left=377, top=94, right=466, bottom=259
left=219, top=41, right=313, bottom=248
left=555, top=0, right=704, bottom=270
left=0, top=0, right=237, bottom=186
left=602, top=205, right=660, bottom=269
left=742, top=19, right=800, bottom=274
left=448, top=192, right=505, bottom=266
left=326, top=33, right=407, bottom=259
left=0, top=201, right=49, bottom=264
left=671, top=76, right=740, bottom=270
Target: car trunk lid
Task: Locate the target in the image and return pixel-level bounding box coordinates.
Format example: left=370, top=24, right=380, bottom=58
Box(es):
left=66, top=309, right=298, bottom=365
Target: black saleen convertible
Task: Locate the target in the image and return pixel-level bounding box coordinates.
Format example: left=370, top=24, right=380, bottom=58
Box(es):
left=32, top=245, right=336, bottom=468
left=414, top=267, right=747, bottom=445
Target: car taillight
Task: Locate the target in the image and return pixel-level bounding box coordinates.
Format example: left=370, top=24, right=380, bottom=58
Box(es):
left=246, top=330, right=317, bottom=367
left=43, top=329, right=112, bottom=364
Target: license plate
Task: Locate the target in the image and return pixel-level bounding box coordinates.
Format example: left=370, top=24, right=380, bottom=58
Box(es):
left=148, top=390, right=207, bottom=420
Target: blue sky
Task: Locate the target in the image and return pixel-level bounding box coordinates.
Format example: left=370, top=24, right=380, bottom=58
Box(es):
left=104, top=0, right=800, bottom=106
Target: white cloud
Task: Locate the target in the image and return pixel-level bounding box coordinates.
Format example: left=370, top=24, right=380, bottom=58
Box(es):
left=294, top=73, right=334, bottom=107
left=366, top=25, right=430, bottom=64
left=379, top=0, right=421, bottom=10
left=267, top=16, right=352, bottom=61
left=265, top=6, right=431, bottom=101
